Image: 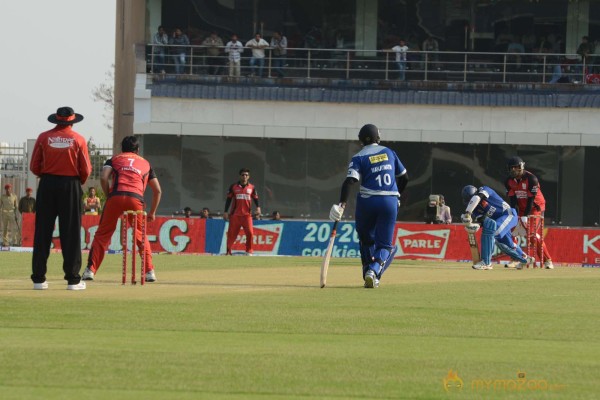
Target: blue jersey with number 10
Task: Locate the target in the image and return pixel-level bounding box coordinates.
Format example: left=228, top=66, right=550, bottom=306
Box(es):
left=347, top=144, right=406, bottom=197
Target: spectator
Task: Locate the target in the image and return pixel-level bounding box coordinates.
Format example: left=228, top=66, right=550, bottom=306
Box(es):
left=30, top=107, right=91, bottom=290
left=200, top=207, right=212, bottom=219
left=577, top=36, right=591, bottom=65
left=225, top=34, right=244, bottom=77
left=1, top=183, right=19, bottom=246
left=549, top=58, right=569, bottom=84
left=84, top=187, right=102, bottom=215
left=272, top=210, right=282, bottom=220
left=390, top=39, right=409, bottom=81
left=152, top=25, right=169, bottom=73
left=422, top=36, right=440, bottom=70
left=183, top=206, right=192, bottom=218
left=439, top=195, right=452, bottom=224
left=245, top=32, right=269, bottom=77
left=202, top=31, right=224, bottom=75
left=19, top=187, right=36, bottom=214
left=507, top=38, right=525, bottom=71
left=169, top=27, right=190, bottom=74
left=270, top=31, right=287, bottom=77
left=82, top=136, right=161, bottom=283
left=223, top=168, right=261, bottom=255
left=577, top=36, right=592, bottom=75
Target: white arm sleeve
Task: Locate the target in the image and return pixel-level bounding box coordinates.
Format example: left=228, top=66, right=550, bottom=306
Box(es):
left=465, top=195, right=481, bottom=214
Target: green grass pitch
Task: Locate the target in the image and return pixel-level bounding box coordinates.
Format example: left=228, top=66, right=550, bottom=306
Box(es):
left=1, top=252, right=599, bottom=399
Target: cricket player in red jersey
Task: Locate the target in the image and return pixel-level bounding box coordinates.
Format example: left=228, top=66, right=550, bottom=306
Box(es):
left=223, top=168, right=261, bottom=255
left=504, top=156, right=554, bottom=269
left=83, top=136, right=162, bottom=281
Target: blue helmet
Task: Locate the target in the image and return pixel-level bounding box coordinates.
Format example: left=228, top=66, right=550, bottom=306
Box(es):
left=461, top=185, right=477, bottom=205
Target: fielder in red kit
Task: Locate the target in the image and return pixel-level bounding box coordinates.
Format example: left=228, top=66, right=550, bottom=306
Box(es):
left=504, top=156, right=554, bottom=269
left=83, top=136, right=162, bottom=281
left=223, top=168, right=261, bottom=255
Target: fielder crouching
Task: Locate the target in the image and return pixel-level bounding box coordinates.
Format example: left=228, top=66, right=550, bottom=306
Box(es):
left=329, top=124, right=408, bottom=288
left=460, top=185, right=533, bottom=270
left=83, top=136, right=162, bottom=282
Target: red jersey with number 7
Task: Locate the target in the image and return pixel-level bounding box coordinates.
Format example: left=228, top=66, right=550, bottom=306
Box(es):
left=105, top=152, right=156, bottom=200
left=226, top=183, right=258, bottom=216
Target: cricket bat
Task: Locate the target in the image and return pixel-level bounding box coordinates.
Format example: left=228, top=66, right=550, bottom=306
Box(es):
left=320, top=221, right=338, bottom=288
left=466, top=227, right=481, bottom=263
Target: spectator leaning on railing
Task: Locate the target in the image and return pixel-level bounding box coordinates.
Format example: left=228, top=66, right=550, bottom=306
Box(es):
left=202, top=31, right=224, bottom=75
left=225, top=34, right=244, bottom=77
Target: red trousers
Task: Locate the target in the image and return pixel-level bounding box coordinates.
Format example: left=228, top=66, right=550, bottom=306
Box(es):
left=517, top=210, right=553, bottom=262
left=226, top=214, right=254, bottom=253
left=87, top=195, right=154, bottom=273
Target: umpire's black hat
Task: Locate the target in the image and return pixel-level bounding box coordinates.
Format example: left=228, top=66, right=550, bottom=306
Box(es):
left=48, top=107, right=84, bottom=125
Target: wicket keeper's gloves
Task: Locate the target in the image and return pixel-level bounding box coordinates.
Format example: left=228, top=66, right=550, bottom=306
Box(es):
left=329, top=204, right=344, bottom=222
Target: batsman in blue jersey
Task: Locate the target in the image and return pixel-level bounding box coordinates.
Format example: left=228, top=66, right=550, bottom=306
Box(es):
left=461, top=185, right=534, bottom=270
left=329, top=124, right=408, bottom=288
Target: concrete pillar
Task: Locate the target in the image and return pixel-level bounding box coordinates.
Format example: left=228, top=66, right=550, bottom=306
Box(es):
left=114, top=0, right=146, bottom=153
left=355, top=0, right=378, bottom=57
left=566, top=0, right=589, bottom=54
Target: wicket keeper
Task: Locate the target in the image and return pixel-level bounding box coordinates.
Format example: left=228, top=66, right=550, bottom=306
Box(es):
left=504, top=156, right=554, bottom=269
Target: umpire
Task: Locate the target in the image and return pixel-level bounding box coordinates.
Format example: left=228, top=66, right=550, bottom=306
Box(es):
left=29, top=107, right=92, bottom=290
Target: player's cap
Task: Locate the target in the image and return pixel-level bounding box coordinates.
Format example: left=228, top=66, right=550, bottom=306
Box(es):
left=4, top=183, right=12, bottom=189
left=26, top=187, right=33, bottom=192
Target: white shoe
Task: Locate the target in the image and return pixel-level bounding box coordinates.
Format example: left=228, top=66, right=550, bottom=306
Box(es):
left=364, top=270, right=376, bottom=288
left=518, top=256, right=534, bottom=270
left=67, top=281, right=86, bottom=291
left=33, top=281, right=48, bottom=290
left=472, top=261, right=493, bottom=270
left=544, top=260, right=554, bottom=269
left=505, top=261, right=519, bottom=269
left=82, top=267, right=95, bottom=281
left=145, top=270, right=156, bottom=282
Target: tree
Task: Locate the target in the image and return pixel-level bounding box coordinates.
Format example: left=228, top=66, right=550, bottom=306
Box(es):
left=92, top=64, right=114, bottom=130
left=87, top=137, right=110, bottom=181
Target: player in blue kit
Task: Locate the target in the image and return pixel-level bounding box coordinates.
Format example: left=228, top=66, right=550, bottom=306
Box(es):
left=460, top=185, right=534, bottom=270
left=329, top=124, right=408, bottom=288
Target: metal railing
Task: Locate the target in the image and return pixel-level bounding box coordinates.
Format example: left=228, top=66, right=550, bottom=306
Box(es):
left=147, top=44, right=599, bottom=84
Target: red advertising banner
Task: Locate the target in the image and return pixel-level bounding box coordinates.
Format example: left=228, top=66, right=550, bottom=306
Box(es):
left=393, top=223, right=600, bottom=265
left=21, top=214, right=206, bottom=253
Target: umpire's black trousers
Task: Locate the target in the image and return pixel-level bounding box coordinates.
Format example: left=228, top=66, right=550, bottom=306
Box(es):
left=31, top=175, right=83, bottom=285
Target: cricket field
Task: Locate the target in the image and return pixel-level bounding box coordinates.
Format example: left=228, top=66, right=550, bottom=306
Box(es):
left=1, top=252, right=598, bottom=399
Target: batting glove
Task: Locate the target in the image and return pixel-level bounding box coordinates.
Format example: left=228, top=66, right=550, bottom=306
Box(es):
left=465, top=223, right=480, bottom=234
left=461, top=212, right=472, bottom=224
left=329, top=203, right=344, bottom=222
